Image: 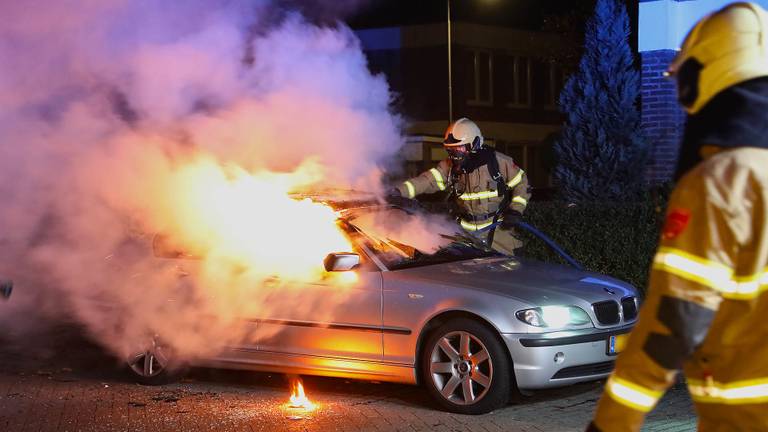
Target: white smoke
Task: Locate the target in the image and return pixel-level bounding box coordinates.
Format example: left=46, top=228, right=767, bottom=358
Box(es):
left=0, top=0, right=409, bottom=360
left=348, top=209, right=461, bottom=254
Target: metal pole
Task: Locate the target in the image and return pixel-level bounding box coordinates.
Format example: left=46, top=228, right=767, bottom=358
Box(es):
left=447, top=0, right=453, bottom=123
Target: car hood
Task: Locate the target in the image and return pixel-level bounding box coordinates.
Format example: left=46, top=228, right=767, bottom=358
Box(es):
left=396, top=256, right=636, bottom=307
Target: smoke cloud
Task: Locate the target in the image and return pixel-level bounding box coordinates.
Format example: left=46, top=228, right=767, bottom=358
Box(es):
left=0, top=0, right=420, bottom=361
left=347, top=209, right=461, bottom=254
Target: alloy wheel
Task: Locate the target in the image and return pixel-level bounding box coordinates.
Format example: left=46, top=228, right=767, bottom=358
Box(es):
left=128, top=338, right=170, bottom=378
left=429, top=330, right=493, bottom=405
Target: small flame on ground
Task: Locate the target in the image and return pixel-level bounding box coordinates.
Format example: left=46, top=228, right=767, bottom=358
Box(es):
left=289, top=378, right=316, bottom=410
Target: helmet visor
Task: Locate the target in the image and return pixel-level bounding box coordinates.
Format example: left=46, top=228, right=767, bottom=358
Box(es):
left=665, top=58, right=703, bottom=108
left=443, top=133, right=463, bottom=145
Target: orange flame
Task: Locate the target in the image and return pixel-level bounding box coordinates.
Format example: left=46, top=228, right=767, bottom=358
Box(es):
left=160, top=157, right=355, bottom=283
left=289, top=378, right=316, bottom=410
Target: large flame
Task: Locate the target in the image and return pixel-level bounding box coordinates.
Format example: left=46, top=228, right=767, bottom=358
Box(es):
left=161, top=156, right=353, bottom=282
left=289, top=378, right=316, bottom=410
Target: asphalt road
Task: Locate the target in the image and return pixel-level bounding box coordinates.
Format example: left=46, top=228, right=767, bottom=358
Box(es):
left=0, top=325, right=697, bottom=432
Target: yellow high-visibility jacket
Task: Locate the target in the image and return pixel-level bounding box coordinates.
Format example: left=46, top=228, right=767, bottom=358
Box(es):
left=592, top=147, right=768, bottom=431
left=396, top=151, right=530, bottom=233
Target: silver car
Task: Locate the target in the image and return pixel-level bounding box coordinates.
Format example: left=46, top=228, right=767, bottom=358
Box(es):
left=129, top=205, right=638, bottom=414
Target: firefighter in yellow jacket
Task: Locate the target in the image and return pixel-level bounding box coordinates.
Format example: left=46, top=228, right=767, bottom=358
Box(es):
left=589, top=3, right=768, bottom=431
left=394, top=118, right=530, bottom=255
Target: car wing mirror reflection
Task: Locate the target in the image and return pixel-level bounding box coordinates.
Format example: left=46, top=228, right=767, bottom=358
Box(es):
left=324, top=253, right=360, bottom=272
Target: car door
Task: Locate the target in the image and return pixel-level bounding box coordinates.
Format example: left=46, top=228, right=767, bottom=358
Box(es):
left=256, top=266, right=383, bottom=362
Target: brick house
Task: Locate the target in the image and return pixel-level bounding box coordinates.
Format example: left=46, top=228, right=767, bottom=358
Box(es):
left=640, top=0, right=768, bottom=182
left=355, top=0, right=768, bottom=190
left=354, top=22, right=574, bottom=190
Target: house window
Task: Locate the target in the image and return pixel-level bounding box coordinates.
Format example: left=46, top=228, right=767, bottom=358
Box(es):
left=501, top=56, right=532, bottom=108
left=467, top=50, right=493, bottom=106
left=544, top=62, right=566, bottom=110
left=496, top=141, right=554, bottom=188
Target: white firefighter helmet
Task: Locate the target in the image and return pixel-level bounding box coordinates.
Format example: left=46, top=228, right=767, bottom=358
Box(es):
left=666, top=2, right=768, bottom=114
left=443, top=117, right=484, bottom=161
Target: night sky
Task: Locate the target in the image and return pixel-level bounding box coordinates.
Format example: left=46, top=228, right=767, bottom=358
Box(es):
left=347, top=0, right=593, bottom=29
left=346, top=0, right=638, bottom=52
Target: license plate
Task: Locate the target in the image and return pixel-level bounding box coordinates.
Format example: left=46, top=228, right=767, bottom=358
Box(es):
left=607, top=334, right=628, bottom=355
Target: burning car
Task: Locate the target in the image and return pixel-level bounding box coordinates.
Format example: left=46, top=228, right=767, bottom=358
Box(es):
left=128, top=202, right=638, bottom=415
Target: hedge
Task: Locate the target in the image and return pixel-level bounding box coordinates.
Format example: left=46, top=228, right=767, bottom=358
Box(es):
left=517, top=198, right=667, bottom=295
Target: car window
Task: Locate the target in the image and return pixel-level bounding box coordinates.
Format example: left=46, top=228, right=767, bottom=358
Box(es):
left=339, top=228, right=386, bottom=272
left=343, top=207, right=500, bottom=270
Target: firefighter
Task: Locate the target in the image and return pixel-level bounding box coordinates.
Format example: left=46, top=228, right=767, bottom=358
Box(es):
left=392, top=118, right=530, bottom=255
left=588, top=3, right=768, bottom=431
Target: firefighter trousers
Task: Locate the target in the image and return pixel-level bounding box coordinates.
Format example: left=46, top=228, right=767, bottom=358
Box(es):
left=485, top=228, right=522, bottom=256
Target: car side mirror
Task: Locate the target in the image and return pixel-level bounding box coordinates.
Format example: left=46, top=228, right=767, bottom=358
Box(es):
left=324, top=253, right=360, bottom=272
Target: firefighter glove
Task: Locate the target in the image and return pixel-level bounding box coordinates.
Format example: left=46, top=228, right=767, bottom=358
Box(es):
left=500, top=210, right=522, bottom=230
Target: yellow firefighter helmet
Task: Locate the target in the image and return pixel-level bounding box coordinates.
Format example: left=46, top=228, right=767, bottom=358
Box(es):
left=666, top=2, right=768, bottom=114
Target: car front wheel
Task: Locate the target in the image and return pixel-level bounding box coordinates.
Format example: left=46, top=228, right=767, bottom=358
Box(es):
left=421, top=318, right=511, bottom=414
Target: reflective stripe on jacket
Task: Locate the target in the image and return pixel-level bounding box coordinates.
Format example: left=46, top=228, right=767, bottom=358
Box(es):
left=397, top=151, right=530, bottom=224
left=592, top=147, right=768, bottom=431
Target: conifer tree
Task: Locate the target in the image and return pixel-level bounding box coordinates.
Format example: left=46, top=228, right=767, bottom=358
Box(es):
left=553, top=0, right=647, bottom=202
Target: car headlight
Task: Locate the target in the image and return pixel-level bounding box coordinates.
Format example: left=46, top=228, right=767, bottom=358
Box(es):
left=515, top=306, right=592, bottom=328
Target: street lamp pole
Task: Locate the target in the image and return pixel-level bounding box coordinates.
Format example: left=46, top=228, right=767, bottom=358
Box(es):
left=447, top=0, right=453, bottom=123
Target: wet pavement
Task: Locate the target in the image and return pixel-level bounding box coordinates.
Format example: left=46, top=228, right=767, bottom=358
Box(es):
left=0, top=325, right=696, bottom=431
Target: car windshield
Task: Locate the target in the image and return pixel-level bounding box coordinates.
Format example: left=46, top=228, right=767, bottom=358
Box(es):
left=343, top=207, right=500, bottom=270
